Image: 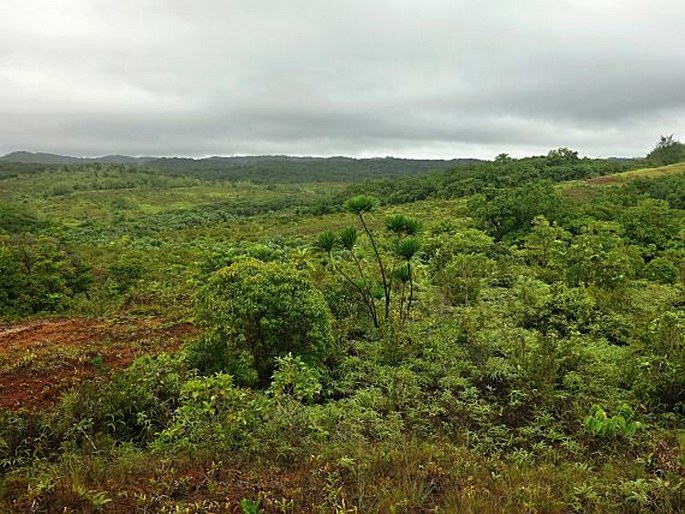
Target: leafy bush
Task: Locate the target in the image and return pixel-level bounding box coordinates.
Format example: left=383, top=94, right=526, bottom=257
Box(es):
left=584, top=404, right=644, bottom=437
left=269, top=353, right=322, bottom=403
left=641, top=257, right=679, bottom=284
left=0, top=235, right=92, bottom=316
left=190, top=259, right=335, bottom=385
left=57, top=354, right=187, bottom=445
left=435, top=254, right=494, bottom=306
left=564, top=222, right=643, bottom=289
left=630, top=311, right=685, bottom=415
left=469, top=181, right=571, bottom=240
left=154, top=373, right=254, bottom=453
left=646, top=135, right=685, bottom=166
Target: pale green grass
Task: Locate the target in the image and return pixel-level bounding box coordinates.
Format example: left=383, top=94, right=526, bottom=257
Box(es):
left=560, top=161, right=685, bottom=201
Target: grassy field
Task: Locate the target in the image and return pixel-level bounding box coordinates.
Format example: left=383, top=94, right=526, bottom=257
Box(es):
left=560, top=161, right=685, bottom=202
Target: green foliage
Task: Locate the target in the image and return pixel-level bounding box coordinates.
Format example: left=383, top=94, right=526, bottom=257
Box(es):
left=191, top=259, right=335, bottom=385
left=436, top=254, right=493, bottom=306
left=522, top=216, right=569, bottom=277
left=619, top=198, right=682, bottom=251
left=546, top=147, right=579, bottom=165
left=469, top=181, right=570, bottom=240
left=58, top=354, right=187, bottom=445
left=146, top=155, right=468, bottom=183
left=107, top=251, right=148, bottom=293
left=154, top=373, right=253, bottom=452
left=314, top=231, right=337, bottom=255
left=240, top=498, right=261, bottom=514
left=631, top=311, right=685, bottom=415
left=317, top=200, right=425, bottom=326
left=584, top=404, right=644, bottom=437
left=1, top=147, right=684, bottom=512
left=344, top=195, right=378, bottom=215
left=341, top=152, right=640, bottom=207
left=392, top=262, right=411, bottom=284
left=338, top=226, right=358, bottom=251
left=565, top=222, right=643, bottom=289
left=393, top=237, right=421, bottom=261
left=0, top=234, right=92, bottom=316
left=627, top=172, right=685, bottom=209
left=385, top=214, right=421, bottom=236
left=646, top=135, right=685, bottom=166
left=642, top=257, right=679, bottom=284
left=269, top=353, right=322, bottom=402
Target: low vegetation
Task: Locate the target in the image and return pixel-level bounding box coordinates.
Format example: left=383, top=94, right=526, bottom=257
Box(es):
left=0, top=142, right=683, bottom=512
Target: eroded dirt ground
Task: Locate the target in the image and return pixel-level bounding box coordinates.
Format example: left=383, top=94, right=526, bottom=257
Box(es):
left=0, top=317, right=195, bottom=411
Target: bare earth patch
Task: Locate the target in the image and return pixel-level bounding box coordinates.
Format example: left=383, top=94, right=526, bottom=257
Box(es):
left=0, top=317, right=195, bottom=411
left=585, top=175, right=618, bottom=185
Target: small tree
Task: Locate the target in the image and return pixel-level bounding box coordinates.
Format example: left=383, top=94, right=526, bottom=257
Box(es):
left=546, top=147, right=579, bottom=165
left=0, top=234, right=92, bottom=315
left=387, top=215, right=422, bottom=321
left=469, top=181, right=569, bottom=241
left=647, top=135, right=685, bottom=166
left=191, top=259, right=334, bottom=386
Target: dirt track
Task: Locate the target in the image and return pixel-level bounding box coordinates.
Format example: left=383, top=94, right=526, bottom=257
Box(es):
left=0, top=317, right=195, bottom=411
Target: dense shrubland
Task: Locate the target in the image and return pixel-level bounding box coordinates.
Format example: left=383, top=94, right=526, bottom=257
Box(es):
left=335, top=149, right=643, bottom=209
left=0, top=151, right=683, bottom=511
left=0, top=234, right=92, bottom=316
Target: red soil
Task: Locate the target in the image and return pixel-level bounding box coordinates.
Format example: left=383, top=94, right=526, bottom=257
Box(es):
left=0, top=317, right=195, bottom=411
left=586, top=175, right=618, bottom=184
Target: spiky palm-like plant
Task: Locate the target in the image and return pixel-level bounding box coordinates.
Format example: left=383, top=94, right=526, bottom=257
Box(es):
left=314, top=231, right=337, bottom=255
left=344, top=195, right=390, bottom=320
left=386, top=214, right=421, bottom=236
left=339, top=226, right=358, bottom=251
left=393, top=237, right=421, bottom=320
left=313, top=227, right=379, bottom=327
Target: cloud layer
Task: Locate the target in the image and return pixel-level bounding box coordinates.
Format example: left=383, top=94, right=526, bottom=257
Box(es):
left=2, top=0, right=684, bottom=159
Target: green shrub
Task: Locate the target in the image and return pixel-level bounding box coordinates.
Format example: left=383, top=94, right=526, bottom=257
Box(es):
left=435, top=254, right=494, bottom=306
left=641, top=257, right=679, bottom=284
left=191, top=259, right=335, bottom=385
left=584, top=404, right=644, bottom=437
left=0, top=235, right=92, bottom=316
left=57, top=354, right=187, bottom=445
left=269, top=353, right=322, bottom=403
left=107, top=253, right=148, bottom=293
left=154, top=373, right=253, bottom=452
left=631, top=311, right=685, bottom=415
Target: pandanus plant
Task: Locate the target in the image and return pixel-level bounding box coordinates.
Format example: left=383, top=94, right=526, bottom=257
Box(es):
left=393, top=236, right=421, bottom=321
left=344, top=195, right=390, bottom=321
left=314, top=228, right=379, bottom=327
left=315, top=196, right=422, bottom=327
left=386, top=214, right=421, bottom=321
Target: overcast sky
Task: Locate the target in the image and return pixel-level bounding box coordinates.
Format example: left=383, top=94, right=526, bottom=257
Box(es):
left=1, top=1, right=684, bottom=159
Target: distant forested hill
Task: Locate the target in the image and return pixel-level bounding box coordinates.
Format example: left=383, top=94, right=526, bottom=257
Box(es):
left=0, top=151, right=155, bottom=165
left=147, top=155, right=481, bottom=182
left=0, top=152, right=481, bottom=183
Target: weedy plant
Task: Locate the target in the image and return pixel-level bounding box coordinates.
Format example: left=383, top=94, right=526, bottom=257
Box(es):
left=584, top=404, right=645, bottom=437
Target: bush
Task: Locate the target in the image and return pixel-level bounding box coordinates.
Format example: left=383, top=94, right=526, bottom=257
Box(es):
left=57, top=354, right=187, bottom=445
left=584, top=404, right=644, bottom=438
left=631, top=311, right=685, bottom=415
left=190, top=259, right=335, bottom=385
left=154, top=373, right=254, bottom=453
left=435, top=254, right=494, bottom=306
left=641, top=257, right=679, bottom=284
left=0, top=235, right=92, bottom=316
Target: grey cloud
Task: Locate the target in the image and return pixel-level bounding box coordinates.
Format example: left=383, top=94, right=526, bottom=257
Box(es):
left=1, top=0, right=684, bottom=159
